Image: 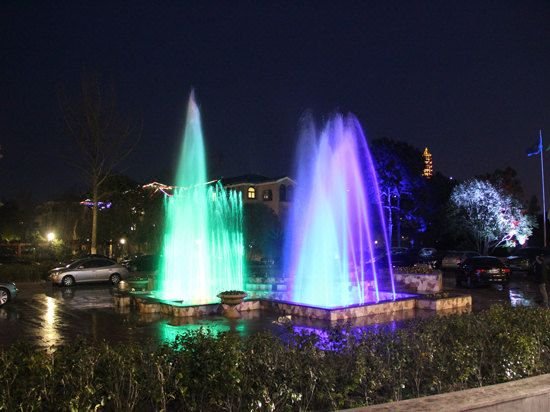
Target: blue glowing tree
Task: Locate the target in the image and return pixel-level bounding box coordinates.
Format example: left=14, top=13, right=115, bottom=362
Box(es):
left=370, top=138, right=426, bottom=247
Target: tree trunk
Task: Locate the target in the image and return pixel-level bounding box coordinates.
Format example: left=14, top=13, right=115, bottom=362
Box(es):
left=72, top=219, right=79, bottom=255
left=396, top=196, right=401, bottom=248
left=387, top=193, right=393, bottom=247
left=91, top=184, right=98, bottom=254
left=482, top=236, right=489, bottom=255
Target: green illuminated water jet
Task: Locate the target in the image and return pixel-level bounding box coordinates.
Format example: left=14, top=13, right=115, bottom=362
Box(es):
left=157, top=93, right=245, bottom=304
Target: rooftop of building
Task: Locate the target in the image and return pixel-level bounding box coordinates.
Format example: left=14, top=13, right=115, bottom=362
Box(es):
left=220, top=174, right=294, bottom=186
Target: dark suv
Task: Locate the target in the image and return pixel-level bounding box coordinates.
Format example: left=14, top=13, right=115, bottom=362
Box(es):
left=457, top=256, right=511, bottom=287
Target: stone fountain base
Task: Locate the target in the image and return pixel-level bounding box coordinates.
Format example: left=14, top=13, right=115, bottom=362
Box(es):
left=115, top=291, right=471, bottom=321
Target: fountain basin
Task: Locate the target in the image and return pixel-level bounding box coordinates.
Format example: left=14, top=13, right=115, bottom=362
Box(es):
left=416, top=293, right=472, bottom=311
left=118, top=290, right=471, bottom=321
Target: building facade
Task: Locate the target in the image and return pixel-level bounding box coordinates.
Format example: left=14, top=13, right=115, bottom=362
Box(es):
left=221, top=175, right=295, bottom=217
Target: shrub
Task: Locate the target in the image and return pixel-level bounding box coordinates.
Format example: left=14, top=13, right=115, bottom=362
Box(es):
left=0, top=262, right=48, bottom=282
left=1, top=306, right=550, bottom=410
left=393, top=264, right=435, bottom=274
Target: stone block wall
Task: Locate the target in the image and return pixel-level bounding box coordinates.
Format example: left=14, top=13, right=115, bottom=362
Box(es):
left=394, top=270, right=443, bottom=293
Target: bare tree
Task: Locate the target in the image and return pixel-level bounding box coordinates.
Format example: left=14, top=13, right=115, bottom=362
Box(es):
left=59, top=73, right=139, bottom=254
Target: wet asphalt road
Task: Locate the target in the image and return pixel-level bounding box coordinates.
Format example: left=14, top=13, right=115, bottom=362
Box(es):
left=0, top=271, right=542, bottom=348
left=0, top=282, right=288, bottom=348
left=443, top=270, right=541, bottom=311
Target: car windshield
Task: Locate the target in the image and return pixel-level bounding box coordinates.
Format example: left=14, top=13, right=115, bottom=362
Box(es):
left=66, top=259, right=88, bottom=269
left=82, top=259, right=114, bottom=268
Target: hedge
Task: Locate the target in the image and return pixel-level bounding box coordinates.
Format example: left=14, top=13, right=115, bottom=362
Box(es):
left=1, top=305, right=550, bottom=411
left=0, top=262, right=50, bottom=282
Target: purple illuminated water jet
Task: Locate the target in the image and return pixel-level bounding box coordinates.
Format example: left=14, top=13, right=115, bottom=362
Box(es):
left=284, top=113, right=395, bottom=308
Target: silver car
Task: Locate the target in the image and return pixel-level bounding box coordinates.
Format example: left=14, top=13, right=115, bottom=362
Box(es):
left=0, top=281, right=18, bottom=307
left=49, top=258, right=129, bottom=286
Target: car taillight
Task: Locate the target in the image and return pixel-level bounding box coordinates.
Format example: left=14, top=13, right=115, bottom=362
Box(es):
left=502, top=268, right=510, bottom=273
left=475, top=269, right=487, bottom=274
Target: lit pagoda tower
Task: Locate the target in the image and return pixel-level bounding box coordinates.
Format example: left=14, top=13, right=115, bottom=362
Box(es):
left=422, top=147, right=433, bottom=178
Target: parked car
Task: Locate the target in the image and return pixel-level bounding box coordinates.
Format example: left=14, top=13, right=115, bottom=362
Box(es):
left=415, top=247, right=439, bottom=267
left=506, top=247, right=550, bottom=274
left=389, top=249, right=415, bottom=267
left=456, top=256, right=511, bottom=287
left=0, top=281, right=18, bottom=307
left=390, top=247, right=409, bottom=255
left=51, top=254, right=112, bottom=272
left=441, top=250, right=480, bottom=269
left=49, top=257, right=129, bottom=286
left=418, top=247, right=437, bottom=260
left=125, top=254, right=159, bottom=272
left=388, top=247, right=436, bottom=268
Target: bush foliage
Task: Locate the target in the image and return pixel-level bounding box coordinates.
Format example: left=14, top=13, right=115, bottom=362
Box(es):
left=2, top=305, right=550, bottom=410
left=0, top=262, right=50, bottom=282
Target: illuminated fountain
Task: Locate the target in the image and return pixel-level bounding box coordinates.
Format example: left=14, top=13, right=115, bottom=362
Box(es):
left=284, top=113, right=397, bottom=309
left=126, top=103, right=467, bottom=322
left=156, top=93, right=245, bottom=304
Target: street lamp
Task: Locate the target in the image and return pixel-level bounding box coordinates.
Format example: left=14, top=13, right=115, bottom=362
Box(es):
left=46, top=232, right=55, bottom=242
left=119, top=238, right=127, bottom=260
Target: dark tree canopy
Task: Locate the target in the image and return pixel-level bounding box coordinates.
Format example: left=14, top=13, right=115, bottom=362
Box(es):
left=370, top=138, right=426, bottom=247
left=478, top=166, right=525, bottom=201
left=243, top=203, right=282, bottom=262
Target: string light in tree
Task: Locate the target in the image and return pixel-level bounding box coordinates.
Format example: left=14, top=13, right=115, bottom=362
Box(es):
left=80, top=199, right=112, bottom=210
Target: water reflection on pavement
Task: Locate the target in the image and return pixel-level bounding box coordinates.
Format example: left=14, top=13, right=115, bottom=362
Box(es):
left=0, top=283, right=288, bottom=349
left=442, top=271, right=540, bottom=311
left=0, top=273, right=543, bottom=348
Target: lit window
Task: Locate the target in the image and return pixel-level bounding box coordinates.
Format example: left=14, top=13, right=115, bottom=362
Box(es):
left=247, top=187, right=256, bottom=199
left=279, top=184, right=287, bottom=201
left=262, top=189, right=272, bottom=201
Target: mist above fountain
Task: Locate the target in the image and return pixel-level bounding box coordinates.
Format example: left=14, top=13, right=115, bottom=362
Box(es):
left=284, top=113, right=395, bottom=308
left=156, top=93, right=245, bottom=304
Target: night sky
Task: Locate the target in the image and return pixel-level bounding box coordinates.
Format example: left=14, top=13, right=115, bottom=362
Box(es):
left=1, top=1, right=549, bottom=202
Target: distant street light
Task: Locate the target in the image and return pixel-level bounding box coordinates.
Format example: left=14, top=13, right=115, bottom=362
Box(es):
left=46, top=232, right=56, bottom=242
left=119, top=238, right=126, bottom=245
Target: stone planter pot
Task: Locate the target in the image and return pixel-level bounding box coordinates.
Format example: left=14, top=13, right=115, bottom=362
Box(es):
left=128, top=277, right=150, bottom=291
left=218, top=293, right=247, bottom=305
left=217, top=292, right=247, bottom=318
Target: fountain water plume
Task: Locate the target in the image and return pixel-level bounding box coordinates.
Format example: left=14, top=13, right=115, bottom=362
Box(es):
left=284, top=113, right=395, bottom=308
left=157, top=93, right=245, bottom=304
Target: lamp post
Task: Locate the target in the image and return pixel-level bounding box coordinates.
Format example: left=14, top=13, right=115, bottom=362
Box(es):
left=119, top=238, right=127, bottom=259
left=527, top=130, right=547, bottom=247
